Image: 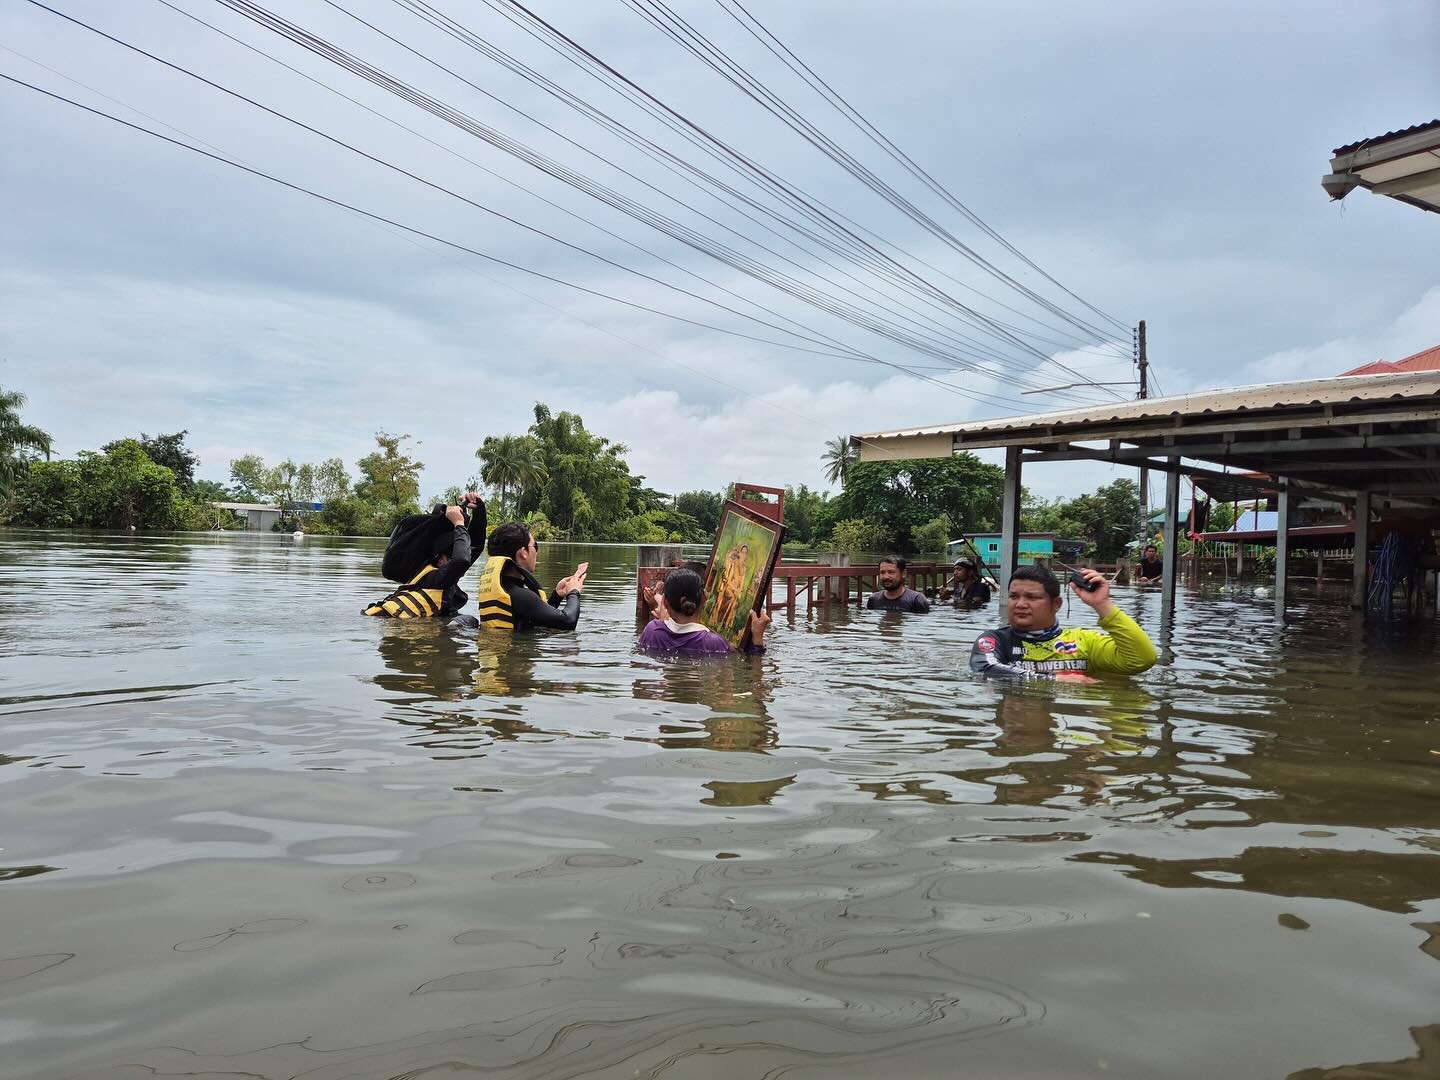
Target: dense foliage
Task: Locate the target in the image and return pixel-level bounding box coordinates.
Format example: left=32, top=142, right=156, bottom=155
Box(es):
left=9, top=438, right=230, bottom=530
left=1022, top=478, right=1142, bottom=560
left=828, top=455, right=1005, bottom=551
left=4, top=398, right=1067, bottom=555
left=0, top=387, right=54, bottom=500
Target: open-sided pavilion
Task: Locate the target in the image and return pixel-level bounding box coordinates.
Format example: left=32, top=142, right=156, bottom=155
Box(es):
left=853, top=371, right=1440, bottom=621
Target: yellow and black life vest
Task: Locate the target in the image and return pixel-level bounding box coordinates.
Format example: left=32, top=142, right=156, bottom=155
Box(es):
left=364, top=563, right=446, bottom=619
left=476, top=555, right=546, bottom=630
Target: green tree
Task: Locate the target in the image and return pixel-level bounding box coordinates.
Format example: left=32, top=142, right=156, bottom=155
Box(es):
left=822, top=435, right=857, bottom=489
left=1020, top=478, right=1141, bottom=560
left=782, top=484, right=834, bottom=545
left=229, top=454, right=274, bottom=502
left=314, top=458, right=350, bottom=504
left=476, top=433, right=547, bottom=520
left=525, top=404, right=632, bottom=539
left=830, top=518, right=894, bottom=556
left=0, top=387, right=53, bottom=500
left=911, top=513, right=953, bottom=554
left=191, top=478, right=232, bottom=503
left=832, top=455, right=1004, bottom=550
left=355, top=431, right=422, bottom=509
left=81, top=440, right=185, bottom=529
left=674, top=490, right=723, bottom=537
left=104, top=431, right=199, bottom=491
left=7, top=459, right=80, bottom=526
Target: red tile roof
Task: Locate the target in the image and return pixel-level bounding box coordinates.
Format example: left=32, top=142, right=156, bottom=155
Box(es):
left=1339, top=344, right=1440, bottom=377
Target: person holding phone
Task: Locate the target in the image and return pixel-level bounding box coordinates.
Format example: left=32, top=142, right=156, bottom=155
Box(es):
left=969, top=565, right=1156, bottom=682
left=461, top=522, right=584, bottom=632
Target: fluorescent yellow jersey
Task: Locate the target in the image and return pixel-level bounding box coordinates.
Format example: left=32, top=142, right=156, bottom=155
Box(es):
left=970, top=608, right=1157, bottom=679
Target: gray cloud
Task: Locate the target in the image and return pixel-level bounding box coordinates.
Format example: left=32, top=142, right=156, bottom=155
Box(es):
left=2, top=0, right=1437, bottom=503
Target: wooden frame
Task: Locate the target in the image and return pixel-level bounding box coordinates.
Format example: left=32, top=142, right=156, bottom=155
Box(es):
left=702, top=500, right=786, bottom=648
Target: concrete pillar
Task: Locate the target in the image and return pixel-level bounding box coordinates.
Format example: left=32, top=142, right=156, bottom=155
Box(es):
left=1351, top=490, right=1370, bottom=609
left=1274, top=481, right=1291, bottom=618
left=1161, top=464, right=1180, bottom=624
left=999, top=445, right=1023, bottom=589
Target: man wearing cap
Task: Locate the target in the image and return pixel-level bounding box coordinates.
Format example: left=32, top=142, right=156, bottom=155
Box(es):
left=942, top=558, right=992, bottom=606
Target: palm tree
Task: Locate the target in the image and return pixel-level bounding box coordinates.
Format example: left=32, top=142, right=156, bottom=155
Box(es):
left=0, top=387, right=53, bottom=499
left=476, top=434, right=547, bottom=519
left=821, top=435, right=857, bottom=489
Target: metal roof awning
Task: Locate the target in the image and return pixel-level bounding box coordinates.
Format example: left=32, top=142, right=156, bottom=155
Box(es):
left=1323, top=119, right=1440, bottom=214
left=853, top=371, right=1440, bottom=509
left=1194, top=523, right=1357, bottom=549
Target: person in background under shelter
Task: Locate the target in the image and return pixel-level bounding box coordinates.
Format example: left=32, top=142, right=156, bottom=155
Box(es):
left=866, top=555, right=931, bottom=613
left=941, top=557, right=992, bottom=605
left=970, top=565, right=1157, bottom=682
left=1137, top=544, right=1164, bottom=584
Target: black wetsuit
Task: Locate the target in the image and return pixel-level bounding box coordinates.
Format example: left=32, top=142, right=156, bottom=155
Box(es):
left=433, top=504, right=488, bottom=616
left=503, top=565, right=581, bottom=631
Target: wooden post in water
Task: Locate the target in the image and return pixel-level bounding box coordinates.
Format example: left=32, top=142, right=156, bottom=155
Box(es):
left=1161, top=464, right=1180, bottom=624
left=999, top=446, right=1023, bottom=590
left=1274, top=480, right=1291, bottom=618
left=1351, top=491, right=1370, bottom=609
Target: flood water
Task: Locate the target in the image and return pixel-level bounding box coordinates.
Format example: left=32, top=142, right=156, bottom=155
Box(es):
left=3, top=531, right=1439, bottom=1079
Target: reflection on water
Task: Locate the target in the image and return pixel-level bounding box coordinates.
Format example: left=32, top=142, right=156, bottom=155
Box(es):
left=1, top=530, right=1438, bottom=1079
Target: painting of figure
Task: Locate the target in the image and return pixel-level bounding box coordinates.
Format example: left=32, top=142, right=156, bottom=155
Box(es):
left=702, top=502, right=786, bottom=648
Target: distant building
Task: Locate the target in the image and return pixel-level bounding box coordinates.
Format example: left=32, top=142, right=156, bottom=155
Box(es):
left=214, top=502, right=281, bottom=531
left=949, top=533, right=1085, bottom=569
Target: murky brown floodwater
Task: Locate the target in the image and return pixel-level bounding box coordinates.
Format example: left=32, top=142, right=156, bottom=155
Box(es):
left=2, top=531, right=1438, bottom=1079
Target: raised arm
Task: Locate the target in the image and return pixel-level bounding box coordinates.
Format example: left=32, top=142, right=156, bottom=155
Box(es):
left=512, top=586, right=581, bottom=631
left=1079, top=610, right=1158, bottom=674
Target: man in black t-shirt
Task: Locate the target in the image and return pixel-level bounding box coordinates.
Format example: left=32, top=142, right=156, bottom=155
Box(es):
left=1137, top=544, right=1164, bottom=584
left=866, top=555, right=930, bottom=613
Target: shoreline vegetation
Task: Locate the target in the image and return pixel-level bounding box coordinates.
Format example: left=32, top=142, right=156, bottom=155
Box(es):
left=0, top=390, right=1153, bottom=559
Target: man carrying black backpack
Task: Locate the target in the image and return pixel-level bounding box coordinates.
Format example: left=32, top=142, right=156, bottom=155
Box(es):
left=364, top=493, right=486, bottom=619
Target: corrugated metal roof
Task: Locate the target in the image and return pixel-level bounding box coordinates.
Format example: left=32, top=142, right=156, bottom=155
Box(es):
left=854, top=371, right=1440, bottom=443
left=1333, top=119, right=1440, bottom=156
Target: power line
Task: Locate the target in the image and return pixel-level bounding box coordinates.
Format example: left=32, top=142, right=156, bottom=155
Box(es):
left=464, top=0, right=1128, bottom=395
left=159, top=0, right=1120, bottom=404
left=347, top=0, right=1118, bottom=378
left=2, top=67, right=1095, bottom=417
left=715, top=0, right=1131, bottom=335
left=622, top=0, right=1125, bottom=348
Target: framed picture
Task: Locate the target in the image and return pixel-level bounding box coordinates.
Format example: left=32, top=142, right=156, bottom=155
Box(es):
left=701, top=500, right=786, bottom=648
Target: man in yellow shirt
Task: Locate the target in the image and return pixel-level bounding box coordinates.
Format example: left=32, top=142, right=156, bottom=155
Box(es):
left=970, top=565, right=1157, bottom=682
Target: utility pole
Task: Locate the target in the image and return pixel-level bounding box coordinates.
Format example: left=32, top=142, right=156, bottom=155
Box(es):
left=1137, top=320, right=1150, bottom=541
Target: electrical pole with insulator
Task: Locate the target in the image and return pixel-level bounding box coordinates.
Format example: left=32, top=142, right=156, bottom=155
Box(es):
left=1137, top=320, right=1149, bottom=539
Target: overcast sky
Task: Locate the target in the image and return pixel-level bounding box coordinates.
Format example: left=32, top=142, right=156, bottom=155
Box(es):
left=2, top=0, right=1437, bottom=502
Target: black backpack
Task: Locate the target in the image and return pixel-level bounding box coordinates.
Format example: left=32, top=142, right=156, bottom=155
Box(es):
left=381, top=505, right=449, bottom=583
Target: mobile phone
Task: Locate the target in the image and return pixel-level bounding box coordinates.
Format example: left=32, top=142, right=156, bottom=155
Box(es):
left=1070, top=570, right=1103, bottom=593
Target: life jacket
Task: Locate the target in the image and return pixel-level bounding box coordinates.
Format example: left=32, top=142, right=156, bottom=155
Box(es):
left=476, top=555, right=546, bottom=630
left=363, top=563, right=446, bottom=619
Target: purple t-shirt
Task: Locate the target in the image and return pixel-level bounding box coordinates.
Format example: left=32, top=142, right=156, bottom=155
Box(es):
left=637, top=619, right=761, bottom=655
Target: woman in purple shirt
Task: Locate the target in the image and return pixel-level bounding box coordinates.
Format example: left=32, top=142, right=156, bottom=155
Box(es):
left=638, top=569, right=770, bottom=655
